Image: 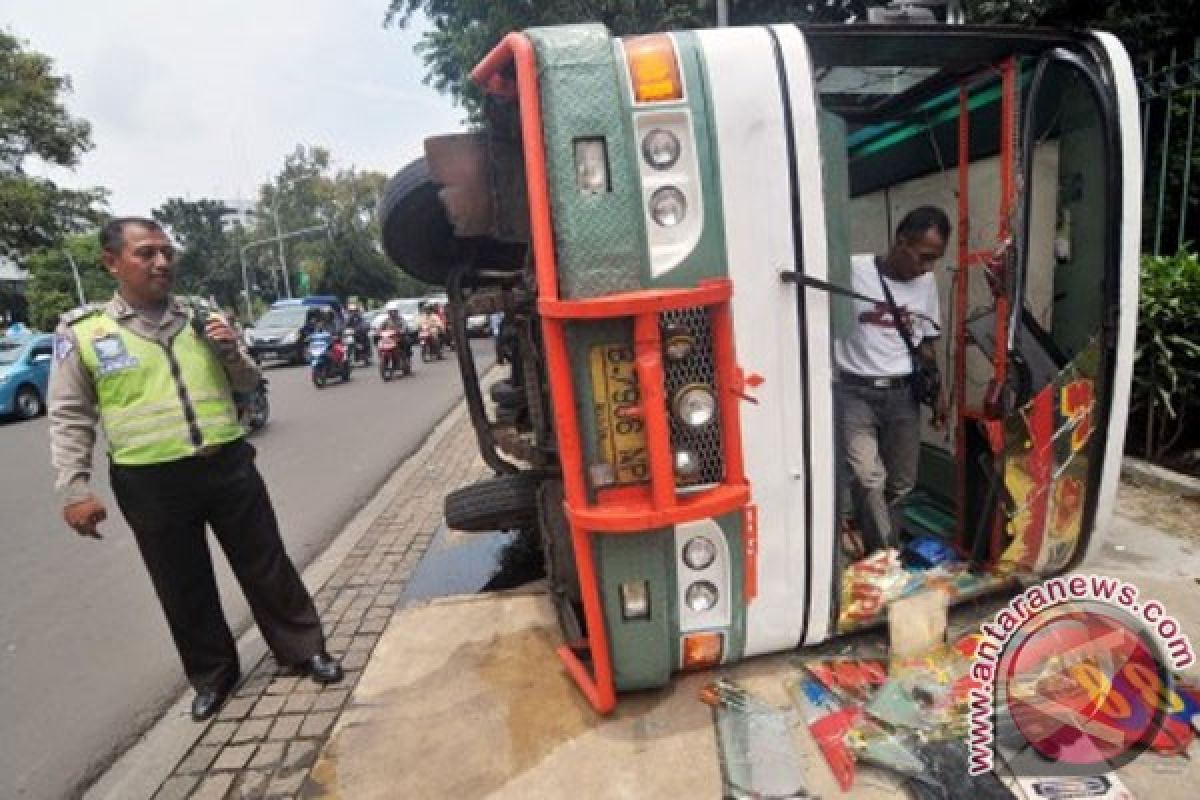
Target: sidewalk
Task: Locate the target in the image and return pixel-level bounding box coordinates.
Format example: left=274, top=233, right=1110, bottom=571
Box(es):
left=87, top=400, right=491, bottom=800
left=88, top=399, right=1200, bottom=799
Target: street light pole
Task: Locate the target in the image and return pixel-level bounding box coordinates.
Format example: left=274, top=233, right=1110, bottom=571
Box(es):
left=270, top=198, right=293, bottom=298
left=64, top=250, right=86, bottom=305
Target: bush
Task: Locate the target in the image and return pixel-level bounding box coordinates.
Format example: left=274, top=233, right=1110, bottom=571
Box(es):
left=1131, top=249, right=1200, bottom=463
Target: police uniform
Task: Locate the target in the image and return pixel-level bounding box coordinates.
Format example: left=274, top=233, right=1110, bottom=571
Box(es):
left=48, top=293, right=325, bottom=691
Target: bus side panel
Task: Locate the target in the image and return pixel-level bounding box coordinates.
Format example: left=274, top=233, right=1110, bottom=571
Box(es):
left=695, top=27, right=809, bottom=657
left=774, top=25, right=838, bottom=645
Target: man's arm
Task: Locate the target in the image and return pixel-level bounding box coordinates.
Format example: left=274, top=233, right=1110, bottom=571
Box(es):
left=47, top=326, right=99, bottom=504
left=205, top=314, right=261, bottom=392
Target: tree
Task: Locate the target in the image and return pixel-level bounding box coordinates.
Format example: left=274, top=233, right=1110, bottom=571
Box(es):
left=0, top=32, right=106, bottom=257
left=245, top=145, right=405, bottom=305
left=24, top=233, right=111, bottom=330
left=152, top=198, right=240, bottom=307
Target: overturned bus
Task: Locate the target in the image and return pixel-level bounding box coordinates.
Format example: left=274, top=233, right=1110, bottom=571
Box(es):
left=378, top=22, right=1140, bottom=713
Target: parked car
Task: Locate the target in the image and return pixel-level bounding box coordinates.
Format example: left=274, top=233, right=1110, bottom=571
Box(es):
left=0, top=331, right=54, bottom=420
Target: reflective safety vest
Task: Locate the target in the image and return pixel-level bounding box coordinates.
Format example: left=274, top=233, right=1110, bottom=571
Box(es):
left=73, top=313, right=244, bottom=465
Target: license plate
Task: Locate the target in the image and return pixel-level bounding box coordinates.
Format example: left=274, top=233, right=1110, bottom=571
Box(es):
left=589, top=343, right=648, bottom=485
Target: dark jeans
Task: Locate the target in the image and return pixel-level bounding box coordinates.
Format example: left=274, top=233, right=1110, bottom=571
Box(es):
left=110, top=440, right=324, bottom=690
left=836, top=383, right=921, bottom=554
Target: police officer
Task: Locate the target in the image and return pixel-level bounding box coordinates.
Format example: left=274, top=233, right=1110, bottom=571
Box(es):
left=48, top=217, right=342, bottom=721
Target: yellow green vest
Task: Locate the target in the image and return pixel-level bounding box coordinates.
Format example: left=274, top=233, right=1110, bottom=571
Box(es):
left=74, top=312, right=244, bottom=465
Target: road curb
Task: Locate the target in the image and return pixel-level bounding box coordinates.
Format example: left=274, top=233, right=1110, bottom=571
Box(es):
left=1121, top=455, right=1200, bottom=500
left=83, top=399, right=472, bottom=800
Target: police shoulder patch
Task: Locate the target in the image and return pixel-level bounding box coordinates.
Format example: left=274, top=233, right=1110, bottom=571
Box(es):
left=60, top=303, right=105, bottom=327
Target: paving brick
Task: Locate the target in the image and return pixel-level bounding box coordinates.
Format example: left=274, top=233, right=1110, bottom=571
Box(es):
left=299, top=711, right=337, bottom=738
left=211, top=743, right=257, bottom=771
left=358, top=616, right=387, bottom=634
left=229, top=769, right=271, bottom=800
left=232, top=716, right=273, bottom=744
left=234, top=676, right=271, bottom=699
left=333, top=621, right=359, bottom=638
left=282, top=739, right=320, bottom=772
left=341, top=650, right=370, bottom=670
left=363, top=606, right=391, bottom=620
left=190, top=772, right=236, bottom=800
left=325, top=635, right=351, bottom=653
left=347, top=634, right=378, bottom=652
left=282, top=692, right=317, bottom=715
left=311, top=688, right=350, bottom=712
left=265, top=676, right=302, bottom=695
left=249, top=694, right=286, bottom=718
left=263, top=770, right=307, bottom=798
left=249, top=740, right=286, bottom=770
left=199, top=720, right=238, bottom=748
left=268, top=714, right=304, bottom=740
left=216, top=695, right=257, bottom=721
left=176, top=744, right=221, bottom=774
left=153, top=774, right=198, bottom=800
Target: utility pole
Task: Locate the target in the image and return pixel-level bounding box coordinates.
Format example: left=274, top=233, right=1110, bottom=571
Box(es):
left=716, top=0, right=729, bottom=26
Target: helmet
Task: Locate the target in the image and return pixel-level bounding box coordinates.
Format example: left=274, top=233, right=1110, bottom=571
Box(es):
left=385, top=299, right=402, bottom=312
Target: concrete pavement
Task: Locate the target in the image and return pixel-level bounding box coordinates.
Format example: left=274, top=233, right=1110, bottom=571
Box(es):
left=88, top=395, right=1200, bottom=798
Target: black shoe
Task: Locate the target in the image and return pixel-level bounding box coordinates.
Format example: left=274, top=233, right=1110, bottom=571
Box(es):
left=294, top=652, right=344, bottom=685
left=191, top=675, right=238, bottom=721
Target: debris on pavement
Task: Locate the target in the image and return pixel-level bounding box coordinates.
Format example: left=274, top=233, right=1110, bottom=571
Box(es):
left=700, top=678, right=815, bottom=798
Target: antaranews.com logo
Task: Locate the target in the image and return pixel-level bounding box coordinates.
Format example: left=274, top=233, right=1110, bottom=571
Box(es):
left=967, top=574, right=1195, bottom=777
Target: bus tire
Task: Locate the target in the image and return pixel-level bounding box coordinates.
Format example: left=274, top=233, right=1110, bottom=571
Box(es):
left=379, top=158, right=528, bottom=287
left=378, top=158, right=459, bottom=286
left=444, top=473, right=539, bottom=532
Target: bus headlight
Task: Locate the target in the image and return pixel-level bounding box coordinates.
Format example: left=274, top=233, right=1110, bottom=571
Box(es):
left=674, top=448, right=700, bottom=480
left=685, top=581, right=719, bottom=612
left=663, top=326, right=694, bottom=361
left=642, top=128, right=680, bottom=170
left=649, top=186, right=686, bottom=227
left=682, top=536, right=717, bottom=570
left=673, top=384, right=716, bottom=427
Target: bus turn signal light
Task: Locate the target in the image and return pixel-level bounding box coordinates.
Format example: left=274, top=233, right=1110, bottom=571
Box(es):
left=682, top=632, right=723, bottom=670
left=624, top=34, right=683, bottom=103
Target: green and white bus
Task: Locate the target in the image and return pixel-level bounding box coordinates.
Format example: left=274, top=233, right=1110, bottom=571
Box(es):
left=379, top=20, right=1141, bottom=713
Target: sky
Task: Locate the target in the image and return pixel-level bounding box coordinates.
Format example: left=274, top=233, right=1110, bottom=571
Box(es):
left=4, top=0, right=466, bottom=214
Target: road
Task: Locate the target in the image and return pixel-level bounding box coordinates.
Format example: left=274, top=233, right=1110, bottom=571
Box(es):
left=0, top=341, right=486, bottom=799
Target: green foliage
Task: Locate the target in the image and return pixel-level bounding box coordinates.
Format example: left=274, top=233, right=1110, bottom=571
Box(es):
left=152, top=197, right=241, bottom=308
left=244, top=145, right=402, bottom=304
left=0, top=32, right=106, bottom=256
left=1131, top=250, right=1200, bottom=461
left=966, top=1, right=1198, bottom=56
left=24, top=234, right=112, bottom=330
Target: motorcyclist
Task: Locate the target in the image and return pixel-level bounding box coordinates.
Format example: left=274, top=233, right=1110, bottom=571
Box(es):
left=417, top=302, right=446, bottom=352
left=380, top=300, right=409, bottom=336
left=345, top=301, right=371, bottom=365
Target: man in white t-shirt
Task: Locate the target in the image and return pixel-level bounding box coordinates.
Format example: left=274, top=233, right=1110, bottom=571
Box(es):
left=835, top=206, right=950, bottom=556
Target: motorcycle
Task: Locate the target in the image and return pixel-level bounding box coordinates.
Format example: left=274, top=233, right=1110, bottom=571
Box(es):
left=236, top=378, right=270, bottom=432
left=377, top=327, right=413, bottom=381
left=350, top=327, right=372, bottom=366
left=308, top=330, right=352, bottom=388
left=419, top=323, right=445, bottom=362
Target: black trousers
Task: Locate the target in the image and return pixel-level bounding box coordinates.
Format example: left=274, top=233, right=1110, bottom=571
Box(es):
left=110, top=440, right=324, bottom=690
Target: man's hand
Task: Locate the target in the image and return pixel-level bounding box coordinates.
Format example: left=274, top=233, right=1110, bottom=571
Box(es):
left=64, top=494, right=107, bottom=539
left=204, top=314, right=238, bottom=344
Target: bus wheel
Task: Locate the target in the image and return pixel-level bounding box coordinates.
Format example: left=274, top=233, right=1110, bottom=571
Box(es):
left=444, top=473, right=539, bottom=532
